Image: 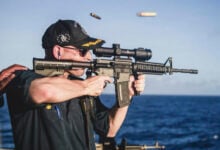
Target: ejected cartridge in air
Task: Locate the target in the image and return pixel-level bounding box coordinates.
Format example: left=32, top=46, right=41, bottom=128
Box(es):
left=137, top=12, right=157, bottom=17
left=90, top=13, right=101, bottom=20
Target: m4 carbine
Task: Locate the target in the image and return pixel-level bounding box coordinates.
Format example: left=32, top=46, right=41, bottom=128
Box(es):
left=33, top=44, right=198, bottom=107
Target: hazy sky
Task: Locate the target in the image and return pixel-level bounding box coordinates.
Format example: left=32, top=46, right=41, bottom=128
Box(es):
left=0, top=0, right=219, bottom=95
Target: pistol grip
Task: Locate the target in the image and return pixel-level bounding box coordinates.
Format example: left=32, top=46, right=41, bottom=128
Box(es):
left=133, top=73, right=141, bottom=96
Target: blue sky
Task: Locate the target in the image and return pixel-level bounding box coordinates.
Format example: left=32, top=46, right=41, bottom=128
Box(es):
left=0, top=0, right=220, bottom=95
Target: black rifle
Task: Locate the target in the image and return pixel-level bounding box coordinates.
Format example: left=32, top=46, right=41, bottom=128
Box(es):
left=33, top=44, right=198, bottom=107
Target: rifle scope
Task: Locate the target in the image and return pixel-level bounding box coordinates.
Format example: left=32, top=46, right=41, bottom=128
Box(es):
left=93, top=44, right=152, bottom=61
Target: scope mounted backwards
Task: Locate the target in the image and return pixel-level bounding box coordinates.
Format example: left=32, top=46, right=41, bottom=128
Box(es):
left=93, top=43, right=152, bottom=61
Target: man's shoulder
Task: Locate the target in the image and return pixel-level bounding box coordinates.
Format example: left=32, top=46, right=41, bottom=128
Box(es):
left=7, top=70, right=43, bottom=88
left=14, top=69, right=43, bottom=79
left=14, top=69, right=35, bottom=75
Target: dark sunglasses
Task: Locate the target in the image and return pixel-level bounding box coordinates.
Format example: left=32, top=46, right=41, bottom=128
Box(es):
left=62, top=46, right=90, bottom=56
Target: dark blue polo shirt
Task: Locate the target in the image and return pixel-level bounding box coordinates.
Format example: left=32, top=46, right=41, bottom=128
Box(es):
left=6, top=70, right=109, bottom=150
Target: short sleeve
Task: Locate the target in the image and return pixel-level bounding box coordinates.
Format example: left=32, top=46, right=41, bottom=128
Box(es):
left=6, top=70, right=44, bottom=113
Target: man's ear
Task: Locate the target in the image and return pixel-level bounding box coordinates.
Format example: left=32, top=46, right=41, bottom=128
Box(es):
left=53, top=45, right=63, bottom=59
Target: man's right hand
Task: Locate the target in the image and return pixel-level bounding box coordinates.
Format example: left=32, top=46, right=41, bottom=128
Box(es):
left=84, top=76, right=113, bottom=96
left=0, top=64, right=27, bottom=92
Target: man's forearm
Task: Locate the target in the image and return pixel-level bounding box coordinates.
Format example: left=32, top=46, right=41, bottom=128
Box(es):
left=107, top=105, right=129, bottom=137
left=29, top=77, right=87, bottom=104
left=29, top=75, right=111, bottom=104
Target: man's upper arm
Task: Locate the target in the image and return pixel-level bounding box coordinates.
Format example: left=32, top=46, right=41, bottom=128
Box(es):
left=6, top=70, right=43, bottom=111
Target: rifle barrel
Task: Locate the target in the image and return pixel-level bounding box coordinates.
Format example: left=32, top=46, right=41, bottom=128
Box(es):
left=172, top=68, right=198, bottom=74
left=134, top=62, right=198, bottom=75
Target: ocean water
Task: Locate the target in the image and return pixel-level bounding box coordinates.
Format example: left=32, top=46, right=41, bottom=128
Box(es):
left=1, top=95, right=220, bottom=150
left=0, top=95, right=14, bottom=149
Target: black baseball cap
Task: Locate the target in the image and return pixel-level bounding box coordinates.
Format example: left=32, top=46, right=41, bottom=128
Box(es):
left=42, top=19, right=105, bottom=50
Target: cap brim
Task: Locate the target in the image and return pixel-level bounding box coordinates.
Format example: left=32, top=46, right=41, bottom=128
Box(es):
left=75, top=37, right=105, bottom=49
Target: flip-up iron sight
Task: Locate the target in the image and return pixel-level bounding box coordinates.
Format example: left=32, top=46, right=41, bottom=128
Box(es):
left=93, top=43, right=152, bottom=61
